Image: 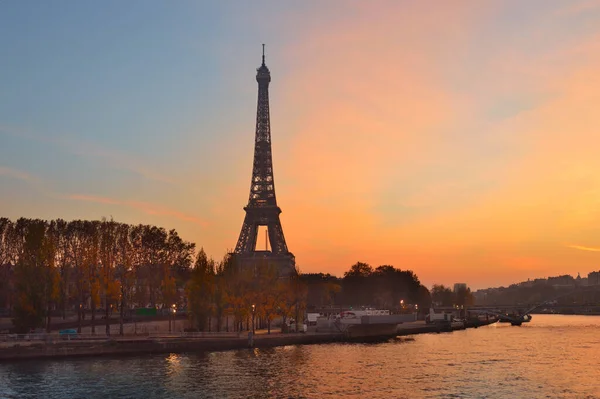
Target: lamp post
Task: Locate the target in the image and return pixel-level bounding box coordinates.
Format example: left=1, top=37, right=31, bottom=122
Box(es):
left=251, top=304, right=256, bottom=333
left=169, top=304, right=177, bottom=333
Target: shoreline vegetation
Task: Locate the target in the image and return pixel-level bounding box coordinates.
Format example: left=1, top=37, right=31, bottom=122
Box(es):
left=2, top=217, right=475, bottom=337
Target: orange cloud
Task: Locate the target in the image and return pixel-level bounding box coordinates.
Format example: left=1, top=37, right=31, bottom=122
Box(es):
left=0, top=166, right=34, bottom=182
left=567, top=245, right=600, bottom=252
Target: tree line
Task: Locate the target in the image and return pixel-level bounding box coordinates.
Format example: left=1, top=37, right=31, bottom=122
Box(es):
left=186, top=250, right=307, bottom=334
left=300, top=262, right=433, bottom=312
left=1, top=217, right=472, bottom=334
left=0, top=217, right=307, bottom=334
left=0, top=217, right=197, bottom=333
left=430, top=284, right=474, bottom=307
left=300, top=264, right=478, bottom=313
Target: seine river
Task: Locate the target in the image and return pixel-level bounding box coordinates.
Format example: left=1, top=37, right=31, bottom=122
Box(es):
left=1, top=315, right=598, bottom=399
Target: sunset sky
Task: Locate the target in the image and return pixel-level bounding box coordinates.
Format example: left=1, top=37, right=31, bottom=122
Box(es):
left=2, top=1, right=600, bottom=289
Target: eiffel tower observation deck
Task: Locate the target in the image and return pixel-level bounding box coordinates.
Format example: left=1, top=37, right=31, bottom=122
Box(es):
left=233, top=45, right=296, bottom=277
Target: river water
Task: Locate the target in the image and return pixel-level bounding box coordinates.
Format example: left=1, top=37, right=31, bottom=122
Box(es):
left=0, top=315, right=598, bottom=398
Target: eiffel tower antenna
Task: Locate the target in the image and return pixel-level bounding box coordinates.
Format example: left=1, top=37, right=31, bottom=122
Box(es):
left=233, top=46, right=296, bottom=276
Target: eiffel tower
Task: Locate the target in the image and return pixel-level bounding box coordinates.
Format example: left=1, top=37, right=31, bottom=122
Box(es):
left=233, top=46, right=296, bottom=276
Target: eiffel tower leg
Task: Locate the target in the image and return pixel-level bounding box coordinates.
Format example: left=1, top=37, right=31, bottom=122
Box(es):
left=235, top=215, right=259, bottom=254
left=268, top=219, right=288, bottom=255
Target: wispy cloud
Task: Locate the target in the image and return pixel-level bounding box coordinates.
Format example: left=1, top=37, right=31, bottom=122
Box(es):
left=0, top=166, right=35, bottom=182
left=0, top=125, right=174, bottom=184
left=66, top=194, right=209, bottom=227
left=68, top=194, right=121, bottom=205
left=567, top=244, right=600, bottom=252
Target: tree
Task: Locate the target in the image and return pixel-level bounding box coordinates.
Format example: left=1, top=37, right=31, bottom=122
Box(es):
left=130, top=224, right=148, bottom=309
left=416, top=285, right=432, bottom=311
left=0, top=218, right=15, bottom=310
left=338, top=263, right=423, bottom=310
left=301, top=273, right=342, bottom=309
left=278, top=268, right=308, bottom=333
left=115, top=223, right=133, bottom=335
left=454, top=285, right=474, bottom=307
left=226, top=266, right=254, bottom=332
left=142, top=225, right=168, bottom=308
left=185, top=248, right=215, bottom=331
left=100, top=219, right=121, bottom=335
left=163, top=229, right=194, bottom=311
left=344, top=262, right=373, bottom=278
left=12, top=219, right=58, bottom=333
left=255, top=262, right=281, bottom=334
left=342, top=262, right=373, bottom=306
left=213, top=253, right=235, bottom=332
left=431, top=284, right=454, bottom=307
left=44, top=220, right=62, bottom=332
left=83, top=221, right=100, bottom=334
left=67, top=220, right=90, bottom=333
left=52, top=219, right=70, bottom=320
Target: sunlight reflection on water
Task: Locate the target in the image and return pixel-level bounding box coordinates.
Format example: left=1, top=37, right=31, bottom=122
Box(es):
left=0, top=315, right=599, bottom=398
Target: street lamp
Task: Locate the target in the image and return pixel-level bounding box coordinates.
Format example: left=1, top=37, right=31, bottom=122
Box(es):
left=251, top=304, right=256, bottom=333
left=169, top=304, right=177, bottom=333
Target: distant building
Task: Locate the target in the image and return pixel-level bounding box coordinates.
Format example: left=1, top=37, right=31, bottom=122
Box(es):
left=453, top=283, right=467, bottom=293
left=588, top=271, right=600, bottom=286
left=575, top=273, right=588, bottom=286
left=520, top=279, right=535, bottom=288
left=547, top=275, right=575, bottom=288
left=473, top=290, right=487, bottom=302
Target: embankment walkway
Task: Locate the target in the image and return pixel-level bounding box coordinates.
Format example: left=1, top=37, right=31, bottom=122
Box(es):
left=0, top=319, right=496, bottom=361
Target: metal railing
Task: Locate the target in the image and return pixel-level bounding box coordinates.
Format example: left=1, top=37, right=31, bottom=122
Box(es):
left=146, top=331, right=243, bottom=339
left=0, top=331, right=246, bottom=343
left=0, top=333, right=111, bottom=342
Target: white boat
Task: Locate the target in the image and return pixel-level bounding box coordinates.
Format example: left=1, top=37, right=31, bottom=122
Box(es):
left=451, top=319, right=465, bottom=330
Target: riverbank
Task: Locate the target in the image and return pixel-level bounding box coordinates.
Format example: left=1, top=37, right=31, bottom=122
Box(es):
left=0, top=319, right=497, bottom=361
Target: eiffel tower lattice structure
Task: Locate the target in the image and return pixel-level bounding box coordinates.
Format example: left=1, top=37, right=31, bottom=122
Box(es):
left=233, top=46, right=296, bottom=276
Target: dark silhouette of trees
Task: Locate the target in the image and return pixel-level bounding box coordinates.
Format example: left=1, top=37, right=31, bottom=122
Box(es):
left=1, top=217, right=195, bottom=334
left=431, top=284, right=454, bottom=307
left=12, top=219, right=59, bottom=333
left=186, top=248, right=215, bottom=331
left=1, top=217, right=441, bottom=334
left=302, top=262, right=429, bottom=312
left=454, top=285, right=474, bottom=307
left=301, top=273, right=341, bottom=309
